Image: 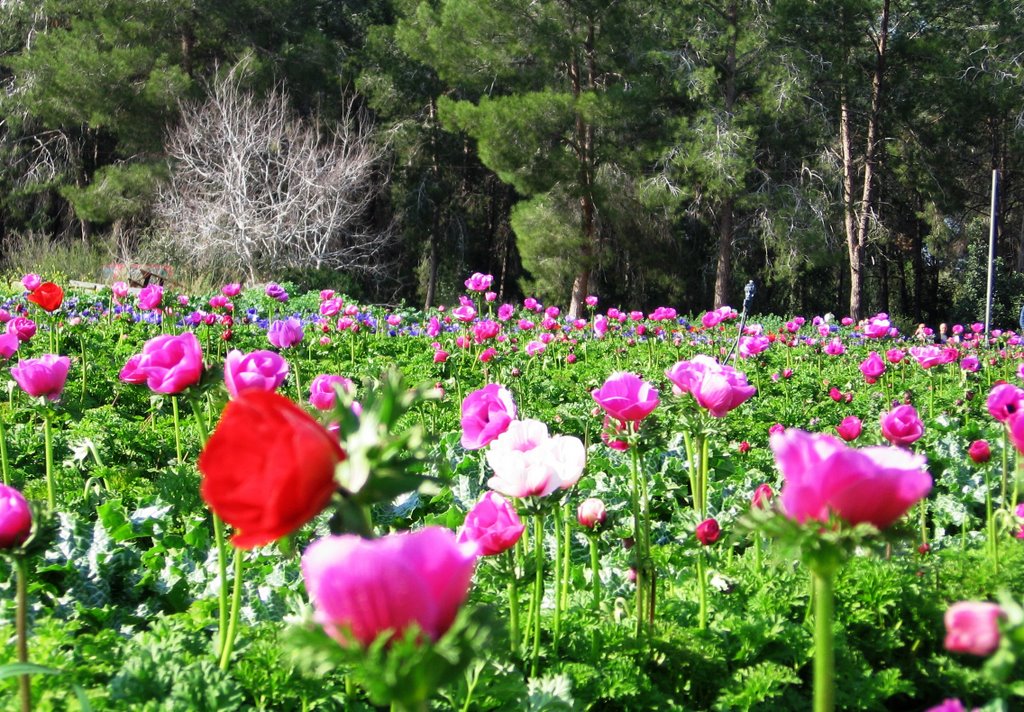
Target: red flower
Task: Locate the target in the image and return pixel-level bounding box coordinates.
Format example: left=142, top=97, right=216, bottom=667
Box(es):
left=198, top=390, right=344, bottom=549
left=695, top=518, right=721, bottom=546
left=26, top=282, right=63, bottom=312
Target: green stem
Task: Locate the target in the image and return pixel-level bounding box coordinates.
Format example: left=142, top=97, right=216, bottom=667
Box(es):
left=627, top=440, right=646, bottom=639
left=218, top=548, right=245, bottom=670
left=530, top=511, right=545, bottom=677
left=697, top=549, right=708, bottom=630
left=43, top=413, right=54, bottom=509
left=293, top=358, right=303, bottom=404
left=506, top=549, right=520, bottom=656
left=1002, top=428, right=1010, bottom=511
left=561, top=513, right=571, bottom=611
left=700, top=436, right=710, bottom=519
left=812, top=568, right=836, bottom=712
left=0, top=413, right=10, bottom=486
left=984, top=463, right=999, bottom=573
left=589, top=535, right=601, bottom=612
left=80, top=335, right=88, bottom=403
left=552, top=506, right=562, bottom=656
left=16, top=557, right=30, bottom=712
left=171, top=396, right=183, bottom=463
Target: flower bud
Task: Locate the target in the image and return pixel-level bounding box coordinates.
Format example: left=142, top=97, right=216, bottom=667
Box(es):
left=576, top=498, right=607, bottom=529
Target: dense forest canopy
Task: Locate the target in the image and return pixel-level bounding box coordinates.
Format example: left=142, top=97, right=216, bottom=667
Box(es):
left=0, top=0, right=1022, bottom=323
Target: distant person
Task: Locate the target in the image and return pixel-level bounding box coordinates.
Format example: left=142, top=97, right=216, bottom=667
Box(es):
left=1019, top=304, right=1024, bottom=331
left=914, top=323, right=928, bottom=342
left=939, top=323, right=948, bottom=344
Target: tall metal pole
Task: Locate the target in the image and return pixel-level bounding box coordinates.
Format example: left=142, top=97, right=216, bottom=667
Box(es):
left=985, top=169, right=999, bottom=338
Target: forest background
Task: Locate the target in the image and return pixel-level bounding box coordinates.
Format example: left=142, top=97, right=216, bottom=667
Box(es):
left=0, top=0, right=1022, bottom=325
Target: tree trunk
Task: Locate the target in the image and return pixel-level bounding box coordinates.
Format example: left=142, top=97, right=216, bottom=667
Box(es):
left=568, top=19, right=597, bottom=319
left=424, top=99, right=440, bottom=311
left=842, top=0, right=889, bottom=321
left=713, top=2, right=739, bottom=309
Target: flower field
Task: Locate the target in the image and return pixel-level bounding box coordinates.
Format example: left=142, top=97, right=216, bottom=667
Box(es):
left=1, top=273, right=1023, bottom=711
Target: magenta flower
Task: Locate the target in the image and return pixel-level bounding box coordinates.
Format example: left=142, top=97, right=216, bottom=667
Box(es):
left=222, top=283, right=242, bottom=297
left=11, top=354, right=71, bottom=401
left=944, top=601, right=1003, bottom=656
left=119, top=354, right=148, bottom=384
left=460, top=384, right=517, bottom=450
left=968, top=440, right=991, bottom=464
left=301, top=527, right=477, bottom=647
left=267, top=317, right=304, bottom=349
left=665, top=355, right=755, bottom=418
left=835, top=415, right=862, bottom=442
left=695, top=518, right=721, bottom=546
left=987, top=382, right=1024, bottom=423
left=112, top=281, right=129, bottom=298
left=909, top=345, right=946, bottom=369
left=822, top=337, right=845, bottom=356
left=21, top=273, right=41, bottom=292
left=223, top=349, right=289, bottom=399
left=456, top=491, right=525, bottom=556
left=862, top=313, right=893, bottom=339
left=0, top=484, right=32, bottom=549
left=451, top=305, right=477, bottom=322
left=6, top=317, right=36, bottom=342
left=309, top=374, right=355, bottom=411
left=130, top=332, right=204, bottom=394
left=880, top=405, right=924, bottom=446
left=885, top=348, right=905, bottom=364
left=0, top=332, right=19, bottom=360
left=591, top=372, right=660, bottom=424
left=464, top=272, right=493, bottom=292
left=486, top=419, right=585, bottom=498
left=925, top=701, right=969, bottom=712
left=137, top=284, right=163, bottom=311
left=738, top=335, right=770, bottom=359
left=577, top=497, right=607, bottom=528
left=751, top=483, right=774, bottom=509
left=770, top=429, right=932, bottom=529
left=858, top=352, right=885, bottom=384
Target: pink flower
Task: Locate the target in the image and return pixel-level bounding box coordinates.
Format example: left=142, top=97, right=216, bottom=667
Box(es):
left=592, top=372, right=659, bottom=423
left=302, top=527, right=476, bottom=647
left=6, top=317, right=36, bottom=342
left=1006, top=411, right=1024, bottom=455
left=836, top=415, right=862, bottom=442
left=486, top=419, right=585, bottom=498
left=479, top=347, right=497, bottom=363
left=137, top=284, right=163, bottom=311
left=451, top=305, right=477, bottom=322
left=223, top=349, right=289, bottom=399
left=944, top=601, right=1003, bottom=656
left=585, top=295, right=599, bottom=307
left=601, top=415, right=630, bottom=451
left=111, top=281, right=129, bottom=298
left=968, top=440, right=991, bottom=464
left=880, top=405, right=924, bottom=446
left=738, top=335, right=770, bottom=359
left=319, top=298, right=342, bottom=317
left=925, top=700, right=969, bottom=712
left=460, top=384, right=517, bottom=450
left=960, top=355, right=980, bottom=373
left=862, top=313, right=892, bottom=339
left=464, top=272, right=493, bottom=292
left=497, top=304, right=514, bottom=321
left=129, top=333, right=204, bottom=394
left=472, top=320, right=500, bottom=342
left=267, top=318, right=304, bottom=349
left=665, top=355, right=756, bottom=417
left=222, top=283, right=242, bottom=297
left=577, top=498, right=607, bottom=528
left=0, top=484, right=32, bottom=549
left=823, top=337, right=845, bottom=356
left=433, top=350, right=449, bottom=363
left=695, top=518, right=720, bottom=546
left=910, top=345, right=946, bottom=369
left=751, top=483, right=774, bottom=509
left=859, top=352, right=885, bottom=383
left=886, top=348, right=905, bottom=364
left=987, top=382, right=1024, bottom=423
left=770, top=429, right=932, bottom=529
left=309, top=374, right=355, bottom=411
left=11, top=354, right=71, bottom=401
left=456, top=492, right=524, bottom=556
left=525, top=340, right=546, bottom=356
left=0, top=332, right=19, bottom=360
left=118, top=354, right=147, bottom=384
left=21, top=273, right=41, bottom=292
